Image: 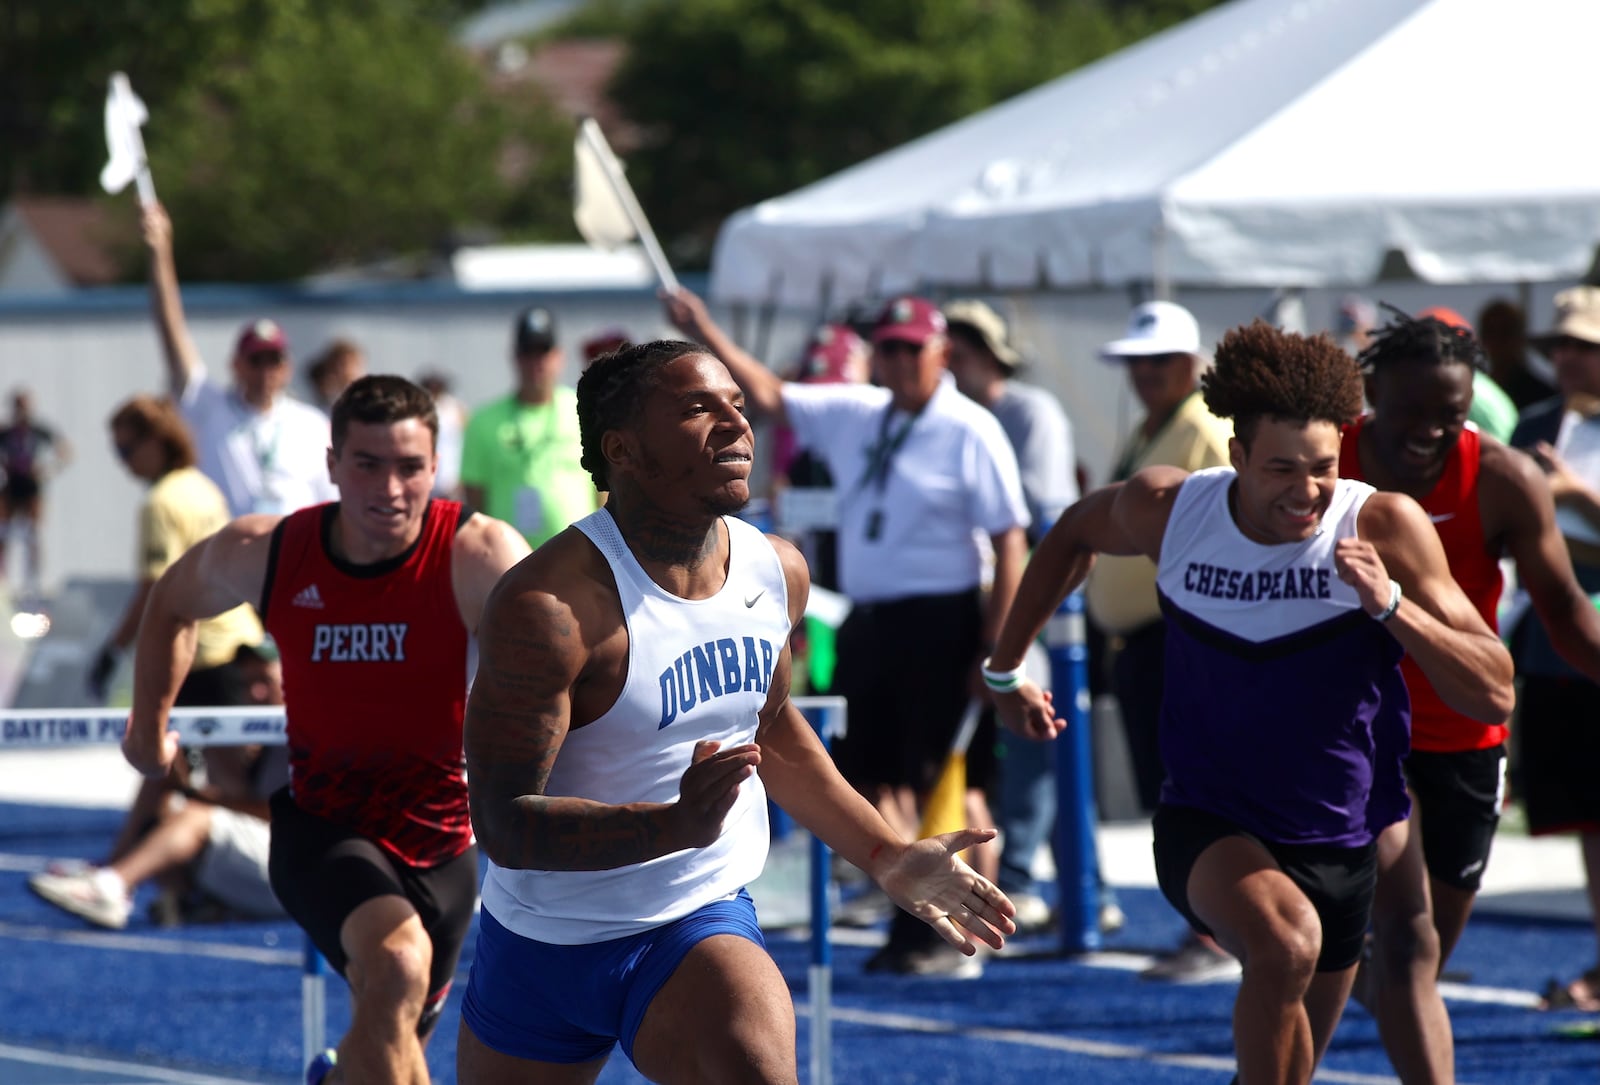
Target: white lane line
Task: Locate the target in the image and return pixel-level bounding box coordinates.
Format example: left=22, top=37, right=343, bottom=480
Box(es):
left=0, top=1041, right=266, bottom=1084
left=794, top=1002, right=1404, bottom=1083
left=0, top=921, right=298, bottom=966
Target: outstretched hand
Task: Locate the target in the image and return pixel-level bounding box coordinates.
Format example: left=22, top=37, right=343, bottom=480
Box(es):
left=878, top=829, right=1017, bottom=954
left=991, top=680, right=1066, bottom=741
left=671, top=739, right=760, bottom=850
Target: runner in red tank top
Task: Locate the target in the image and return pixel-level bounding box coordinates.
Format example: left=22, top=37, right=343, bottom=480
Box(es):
left=1345, top=309, right=1600, bottom=1082
left=123, top=376, right=529, bottom=1085
left=264, top=497, right=471, bottom=867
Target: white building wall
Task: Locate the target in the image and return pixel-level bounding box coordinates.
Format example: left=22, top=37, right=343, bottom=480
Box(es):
left=0, top=277, right=1573, bottom=593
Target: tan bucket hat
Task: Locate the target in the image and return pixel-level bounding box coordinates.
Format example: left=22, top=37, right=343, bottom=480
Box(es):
left=942, top=299, right=1022, bottom=371
left=1532, top=286, right=1600, bottom=355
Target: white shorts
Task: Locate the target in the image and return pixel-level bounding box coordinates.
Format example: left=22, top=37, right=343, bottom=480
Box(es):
left=196, top=808, right=286, bottom=918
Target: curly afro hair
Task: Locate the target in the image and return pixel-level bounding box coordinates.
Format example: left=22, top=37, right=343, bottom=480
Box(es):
left=1201, top=321, right=1365, bottom=449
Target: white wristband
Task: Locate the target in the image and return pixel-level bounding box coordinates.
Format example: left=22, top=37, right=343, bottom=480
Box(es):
left=1375, top=578, right=1402, bottom=622
left=981, top=658, right=1027, bottom=693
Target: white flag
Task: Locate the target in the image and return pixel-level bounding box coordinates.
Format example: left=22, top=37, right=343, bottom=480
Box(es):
left=573, top=118, right=677, bottom=292
left=100, top=72, right=156, bottom=206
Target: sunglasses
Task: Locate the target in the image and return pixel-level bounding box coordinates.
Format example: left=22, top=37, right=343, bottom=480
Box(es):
left=243, top=350, right=287, bottom=368
left=875, top=339, right=925, bottom=358
left=114, top=435, right=144, bottom=461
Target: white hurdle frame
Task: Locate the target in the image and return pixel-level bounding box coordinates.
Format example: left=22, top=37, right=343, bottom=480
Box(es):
left=1, top=697, right=847, bottom=1081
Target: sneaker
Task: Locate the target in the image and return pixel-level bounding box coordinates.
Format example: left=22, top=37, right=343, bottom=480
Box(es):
left=1008, top=891, right=1053, bottom=934
left=1098, top=899, right=1127, bottom=935
left=866, top=940, right=986, bottom=979
left=834, top=887, right=894, bottom=928
left=27, top=868, right=131, bottom=930
left=1140, top=934, right=1241, bottom=983
left=305, top=1048, right=337, bottom=1085
left=899, top=941, right=987, bottom=979
left=43, top=857, right=92, bottom=877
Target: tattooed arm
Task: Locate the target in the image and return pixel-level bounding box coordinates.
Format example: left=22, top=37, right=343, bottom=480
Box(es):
left=463, top=531, right=760, bottom=871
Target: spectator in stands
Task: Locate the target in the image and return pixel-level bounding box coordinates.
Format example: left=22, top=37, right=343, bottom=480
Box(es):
left=942, top=298, right=1098, bottom=935
left=84, top=394, right=264, bottom=875
left=0, top=388, right=71, bottom=601
left=141, top=203, right=335, bottom=517
left=31, top=640, right=287, bottom=930
left=1480, top=297, right=1556, bottom=411
left=306, top=337, right=368, bottom=415
left=665, top=286, right=1029, bottom=977
left=1085, top=301, right=1236, bottom=982
left=1334, top=294, right=1378, bottom=358
left=581, top=325, right=632, bottom=367
left=1510, top=286, right=1600, bottom=1012
left=418, top=371, right=467, bottom=501
left=772, top=323, right=870, bottom=595
left=461, top=306, right=598, bottom=547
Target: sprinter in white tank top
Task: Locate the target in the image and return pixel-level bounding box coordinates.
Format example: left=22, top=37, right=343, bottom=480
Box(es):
left=459, top=341, right=1016, bottom=1084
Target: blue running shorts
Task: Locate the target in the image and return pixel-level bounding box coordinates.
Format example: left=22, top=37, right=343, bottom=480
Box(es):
left=461, top=889, right=765, bottom=1066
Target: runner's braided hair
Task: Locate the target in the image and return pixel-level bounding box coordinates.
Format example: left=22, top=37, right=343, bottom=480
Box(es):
left=577, top=339, right=708, bottom=490
left=1357, top=305, right=1486, bottom=375
left=1202, top=320, right=1365, bottom=449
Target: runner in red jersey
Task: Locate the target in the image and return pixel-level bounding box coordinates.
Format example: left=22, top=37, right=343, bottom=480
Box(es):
left=123, top=376, right=529, bottom=1085
left=264, top=495, right=471, bottom=867
left=1344, top=309, right=1600, bottom=1083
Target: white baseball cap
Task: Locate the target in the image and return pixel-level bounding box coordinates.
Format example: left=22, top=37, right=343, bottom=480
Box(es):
left=1099, top=301, right=1201, bottom=361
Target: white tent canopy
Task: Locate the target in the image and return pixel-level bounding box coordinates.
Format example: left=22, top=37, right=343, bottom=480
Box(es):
left=710, top=0, right=1600, bottom=307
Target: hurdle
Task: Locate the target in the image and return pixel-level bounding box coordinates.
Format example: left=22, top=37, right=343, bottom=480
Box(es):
left=0, top=696, right=849, bottom=1082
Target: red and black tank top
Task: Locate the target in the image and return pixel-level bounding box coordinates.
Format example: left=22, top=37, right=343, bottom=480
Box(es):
left=262, top=500, right=473, bottom=866
left=1341, top=419, right=1506, bottom=752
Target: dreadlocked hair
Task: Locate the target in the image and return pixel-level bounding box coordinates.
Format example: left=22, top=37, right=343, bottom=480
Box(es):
left=576, top=339, right=708, bottom=490
left=1202, top=320, right=1365, bottom=449
left=1357, top=304, right=1486, bottom=375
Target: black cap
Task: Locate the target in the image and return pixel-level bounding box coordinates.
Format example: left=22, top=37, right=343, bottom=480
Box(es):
left=513, top=306, right=558, bottom=358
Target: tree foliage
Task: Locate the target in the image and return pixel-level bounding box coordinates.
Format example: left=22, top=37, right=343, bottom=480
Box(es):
left=604, top=0, right=1223, bottom=265
left=2, top=0, right=569, bottom=281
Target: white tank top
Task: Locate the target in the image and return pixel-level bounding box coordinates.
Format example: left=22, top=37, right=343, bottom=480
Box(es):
left=480, top=509, right=792, bottom=944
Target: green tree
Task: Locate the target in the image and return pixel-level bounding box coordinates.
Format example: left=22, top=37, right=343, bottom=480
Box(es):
left=2, top=0, right=569, bottom=281
left=604, top=0, right=1221, bottom=265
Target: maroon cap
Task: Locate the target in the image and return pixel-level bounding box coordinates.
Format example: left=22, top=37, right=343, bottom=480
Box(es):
left=235, top=318, right=289, bottom=357
left=581, top=326, right=630, bottom=362
left=871, top=296, right=947, bottom=346
left=798, top=324, right=865, bottom=383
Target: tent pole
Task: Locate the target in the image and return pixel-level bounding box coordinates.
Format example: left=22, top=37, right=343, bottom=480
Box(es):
left=1152, top=222, right=1172, bottom=301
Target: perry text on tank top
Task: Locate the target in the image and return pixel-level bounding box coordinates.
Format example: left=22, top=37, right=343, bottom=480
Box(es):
left=262, top=499, right=472, bottom=868
left=1340, top=418, right=1506, bottom=753
left=1154, top=467, right=1407, bottom=847
left=479, top=508, right=793, bottom=946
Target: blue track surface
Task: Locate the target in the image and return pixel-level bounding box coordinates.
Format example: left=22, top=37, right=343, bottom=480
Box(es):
left=2, top=801, right=1596, bottom=1084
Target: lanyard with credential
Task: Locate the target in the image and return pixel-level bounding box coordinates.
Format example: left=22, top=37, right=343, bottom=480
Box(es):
left=855, top=403, right=920, bottom=540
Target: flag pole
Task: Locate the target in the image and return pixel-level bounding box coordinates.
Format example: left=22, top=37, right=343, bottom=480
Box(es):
left=107, top=72, right=157, bottom=207
left=577, top=118, right=678, bottom=293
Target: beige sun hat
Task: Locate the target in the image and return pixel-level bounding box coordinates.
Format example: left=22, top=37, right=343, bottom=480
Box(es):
left=1532, top=286, right=1600, bottom=355
left=942, top=299, right=1022, bottom=371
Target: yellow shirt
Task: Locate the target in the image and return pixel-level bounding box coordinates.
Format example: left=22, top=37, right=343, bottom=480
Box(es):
left=141, top=466, right=263, bottom=669
left=1085, top=393, right=1233, bottom=634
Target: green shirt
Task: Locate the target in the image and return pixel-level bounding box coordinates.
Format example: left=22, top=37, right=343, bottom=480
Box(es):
left=460, top=388, right=595, bottom=547
left=1469, top=371, right=1518, bottom=443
